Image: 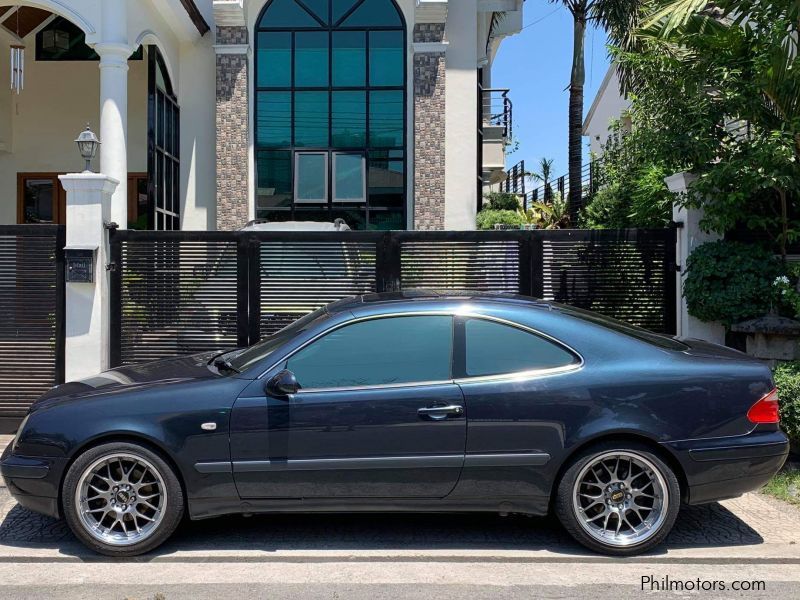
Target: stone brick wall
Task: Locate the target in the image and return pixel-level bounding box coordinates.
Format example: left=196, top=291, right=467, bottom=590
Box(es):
left=215, top=27, right=250, bottom=231
left=413, top=24, right=446, bottom=231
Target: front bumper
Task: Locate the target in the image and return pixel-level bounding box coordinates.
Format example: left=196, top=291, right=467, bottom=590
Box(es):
left=664, top=429, right=790, bottom=505
left=1, top=443, right=64, bottom=519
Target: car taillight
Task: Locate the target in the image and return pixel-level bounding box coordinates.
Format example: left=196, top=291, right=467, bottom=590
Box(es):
left=747, top=388, right=780, bottom=424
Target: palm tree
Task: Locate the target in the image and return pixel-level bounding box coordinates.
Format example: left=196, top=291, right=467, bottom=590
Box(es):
left=529, top=157, right=555, bottom=201
left=549, top=1, right=643, bottom=219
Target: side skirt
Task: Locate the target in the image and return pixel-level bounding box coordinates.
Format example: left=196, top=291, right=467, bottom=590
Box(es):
left=187, top=496, right=551, bottom=520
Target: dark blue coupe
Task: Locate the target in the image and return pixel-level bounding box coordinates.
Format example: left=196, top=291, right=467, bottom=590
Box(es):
left=0, top=291, right=789, bottom=556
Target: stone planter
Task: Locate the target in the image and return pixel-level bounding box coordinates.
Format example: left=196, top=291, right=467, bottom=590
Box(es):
left=730, top=315, right=800, bottom=367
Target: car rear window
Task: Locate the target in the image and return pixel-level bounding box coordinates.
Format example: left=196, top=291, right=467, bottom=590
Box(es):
left=463, top=318, right=579, bottom=378
left=555, top=305, right=689, bottom=351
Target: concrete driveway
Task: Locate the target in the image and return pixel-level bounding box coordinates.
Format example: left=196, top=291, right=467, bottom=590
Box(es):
left=2, top=461, right=800, bottom=600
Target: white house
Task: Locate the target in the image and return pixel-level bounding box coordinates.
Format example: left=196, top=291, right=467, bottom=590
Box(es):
left=582, top=64, right=629, bottom=158
left=0, top=0, right=523, bottom=232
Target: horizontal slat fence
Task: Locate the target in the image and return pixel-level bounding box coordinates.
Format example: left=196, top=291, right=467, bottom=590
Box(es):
left=0, top=225, right=64, bottom=433
left=110, top=229, right=676, bottom=366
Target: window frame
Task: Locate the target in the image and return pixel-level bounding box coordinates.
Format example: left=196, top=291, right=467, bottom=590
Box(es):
left=452, top=315, right=583, bottom=382
left=253, top=0, right=408, bottom=229
left=294, top=151, right=330, bottom=203
left=332, top=151, right=367, bottom=203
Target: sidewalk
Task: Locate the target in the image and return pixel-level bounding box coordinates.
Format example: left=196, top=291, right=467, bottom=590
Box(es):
left=0, top=436, right=11, bottom=455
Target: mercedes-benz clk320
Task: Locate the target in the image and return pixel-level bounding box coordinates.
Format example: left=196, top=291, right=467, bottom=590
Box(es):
left=0, top=291, right=789, bottom=556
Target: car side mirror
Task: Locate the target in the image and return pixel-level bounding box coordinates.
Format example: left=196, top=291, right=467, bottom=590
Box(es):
left=266, top=369, right=300, bottom=397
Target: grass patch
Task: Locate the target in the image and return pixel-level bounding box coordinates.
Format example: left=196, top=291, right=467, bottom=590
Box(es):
left=762, top=467, right=800, bottom=506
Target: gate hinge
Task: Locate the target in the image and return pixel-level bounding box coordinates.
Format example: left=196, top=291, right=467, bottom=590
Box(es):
left=104, top=221, right=119, bottom=231
left=106, top=262, right=117, bottom=272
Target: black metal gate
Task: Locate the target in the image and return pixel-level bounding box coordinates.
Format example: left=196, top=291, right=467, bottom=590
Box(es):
left=0, top=225, right=65, bottom=433
left=109, top=228, right=677, bottom=367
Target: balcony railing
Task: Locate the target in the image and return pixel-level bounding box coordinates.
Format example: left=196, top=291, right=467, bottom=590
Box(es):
left=500, top=160, right=600, bottom=212
left=481, top=88, right=513, bottom=139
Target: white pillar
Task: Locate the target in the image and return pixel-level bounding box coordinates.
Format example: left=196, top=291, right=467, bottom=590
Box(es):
left=96, top=0, right=130, bottom=229
left=666, top=172, right=726, bottom=344
left=59, top=173, right=119, bottom=381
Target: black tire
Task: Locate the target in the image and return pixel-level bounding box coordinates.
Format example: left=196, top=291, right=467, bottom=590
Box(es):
left=62, top=441, right=184, bottom=557
left=554, top=441, right=681, bottom=556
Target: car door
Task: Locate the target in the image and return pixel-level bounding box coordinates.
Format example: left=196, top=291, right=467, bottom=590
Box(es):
left=230, top=314, right=467, bottom=499
left=453, top=315, right=583, bottom=500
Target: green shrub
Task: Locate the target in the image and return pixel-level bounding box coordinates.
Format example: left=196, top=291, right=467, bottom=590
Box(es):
left=773, top=362, right=800, bottom=446
left=483, top=192, right=521, bottom=211
left=476, top=209, right=525, bottom=230
left=683, top=240, right=782, bottom=327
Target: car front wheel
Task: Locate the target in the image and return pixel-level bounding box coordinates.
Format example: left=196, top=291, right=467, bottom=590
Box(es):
left=62, top=441, right=184, bottom=556
left=555, top=442, right=680, bottom=556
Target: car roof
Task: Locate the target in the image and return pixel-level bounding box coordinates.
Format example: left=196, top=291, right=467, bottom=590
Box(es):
left=325, top=290, right=554, bottom=315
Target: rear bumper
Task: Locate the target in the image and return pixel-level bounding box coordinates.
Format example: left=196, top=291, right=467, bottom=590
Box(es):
left=664, top=429, right=790, bottom=505
left=0, top=443, right=64, bottom=519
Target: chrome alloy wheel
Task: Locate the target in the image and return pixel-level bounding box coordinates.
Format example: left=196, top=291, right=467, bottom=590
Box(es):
left=75, top=453, right=167, bottom=546
left=572, top=451, right=668, bottom=548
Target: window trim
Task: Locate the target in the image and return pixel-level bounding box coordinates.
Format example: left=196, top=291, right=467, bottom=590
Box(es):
left=453, top=315, right=583, bottom=383
left=255, top=311, right=584, bottom=389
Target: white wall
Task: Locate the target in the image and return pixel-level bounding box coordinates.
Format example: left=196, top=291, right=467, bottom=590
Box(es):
left=444, top=0, right=478, bottom=230
left=0, top=27, right=148, bottom=225
left=582, top=66, right=630, bottom=158
left=178, top=35, right=216, bottom=231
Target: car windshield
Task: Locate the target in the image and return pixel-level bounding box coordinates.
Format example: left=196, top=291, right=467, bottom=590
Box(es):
left=554, top=304, right=689, bottom=351
left=225, top=307, right=330, bottom=373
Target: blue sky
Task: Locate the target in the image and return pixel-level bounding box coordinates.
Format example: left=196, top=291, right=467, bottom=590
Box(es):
left=492, top=4, right=611, bottom=177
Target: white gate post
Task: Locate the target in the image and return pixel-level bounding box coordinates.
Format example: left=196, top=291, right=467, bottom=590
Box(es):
left=59, top=173, right=119, bottom=381
left=665, top=172, right=726, bottom=344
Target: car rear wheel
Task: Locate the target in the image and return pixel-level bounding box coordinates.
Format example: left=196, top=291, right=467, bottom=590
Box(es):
left=62, top=442, right=184, bottom=557
left=555, top=442, right=680, bottom=556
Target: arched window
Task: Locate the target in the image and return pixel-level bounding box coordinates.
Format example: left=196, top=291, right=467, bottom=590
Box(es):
left=255, top=0, right=406, bottom=230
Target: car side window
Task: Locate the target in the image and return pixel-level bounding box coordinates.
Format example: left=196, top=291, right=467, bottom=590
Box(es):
left=286, top=316, right=453, bottom=390
left=464, top=318, right=578, bottom=378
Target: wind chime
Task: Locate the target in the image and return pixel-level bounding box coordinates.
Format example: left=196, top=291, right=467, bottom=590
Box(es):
left=10, top=6, right=24, bottom=94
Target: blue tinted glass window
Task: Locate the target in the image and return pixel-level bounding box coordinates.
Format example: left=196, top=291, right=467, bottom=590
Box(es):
left=257, top=32, right=292, bottom=88
left=464, top=319, right=578, bottom=378
left=341, top=0, right=402, bottom=27
left=333, top=153, right=365, bottom=202
left=332, top=31, right=365, bottom=87
left=287, top=316, right=453, bottom=388
left=369, top=31, right=403, bottom=86
left=295, top=153, right=328, bottom=202
left=260, top=0, right=321, bottom=28
left=368, top=156, right=403, bottom=207
left=369, top=90, right=403, bottom=147
left=332, top=0, right=359, bottom=24
left=332, top=91, right=366, bottom=146
left=295, top=32, right=329, bottom=87
left=257, top=92, right=292, bottom=147
left=301, top=0, right=329, bottom=24
left=294, top=92, right=329, bottom=146
left=257, top=150, right=293, bottom=208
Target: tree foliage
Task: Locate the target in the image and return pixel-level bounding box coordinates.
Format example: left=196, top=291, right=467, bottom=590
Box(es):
left=621, top=0, right=800, bottom=258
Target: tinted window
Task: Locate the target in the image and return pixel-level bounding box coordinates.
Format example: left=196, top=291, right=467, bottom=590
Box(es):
left=464, top=319, right=578, bottom=378
left=288, top=316, right=453, bottom=389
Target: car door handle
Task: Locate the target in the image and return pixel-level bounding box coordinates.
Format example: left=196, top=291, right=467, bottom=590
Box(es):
left=418, top=405, right=464, bottom=421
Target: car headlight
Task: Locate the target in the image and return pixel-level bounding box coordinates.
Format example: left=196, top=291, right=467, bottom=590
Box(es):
left=11, top=413, right=30, bottom=453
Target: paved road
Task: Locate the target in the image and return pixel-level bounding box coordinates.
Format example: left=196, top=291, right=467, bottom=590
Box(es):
left=2, top=469, right=800, bottom=599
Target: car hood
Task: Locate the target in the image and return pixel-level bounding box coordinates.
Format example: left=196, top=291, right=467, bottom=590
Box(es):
left=32, top=351, right=224, bottom=409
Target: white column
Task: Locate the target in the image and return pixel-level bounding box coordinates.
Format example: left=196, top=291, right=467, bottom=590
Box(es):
left=95, top=0, right=130, bottom=229
left=666, top=172, right=726, bottom=344
left=59, top=173, right=119, bottom=381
